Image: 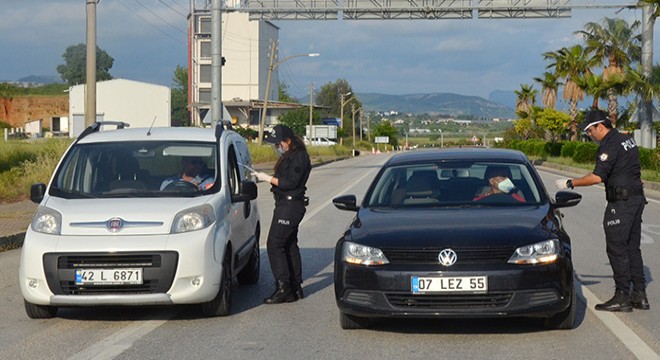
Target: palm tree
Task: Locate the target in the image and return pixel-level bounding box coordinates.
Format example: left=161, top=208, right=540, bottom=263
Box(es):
left=575, top=17, right=641, bottom=127
left=514, top=84, right=537, bottom=118
left=544, top=45, right=598, bottom=140
left=637, top=0, right=660, bottom=19
left=533, top=72, right=562, bottom=109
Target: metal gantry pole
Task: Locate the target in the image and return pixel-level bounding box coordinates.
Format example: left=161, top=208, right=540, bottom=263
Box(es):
left=211, top=0, right=223, bottom=128
left=84, top=0, right=97, bottom=127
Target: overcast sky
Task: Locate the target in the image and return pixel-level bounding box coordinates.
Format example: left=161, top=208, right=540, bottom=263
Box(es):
left=1, top=0, right=654, bottom=102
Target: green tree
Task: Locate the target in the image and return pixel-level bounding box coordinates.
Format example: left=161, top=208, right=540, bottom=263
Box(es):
left=316, top=79, right=362, bottom=139
left=575, top=17, right=641, bottom=126
left=514, top=84, right=538, bottom=119
left=56, top=43, right=114, bottom=85
left=372, top=120, right=399, bottom=147
left=533, top=72, right=562, bottom=109
left=536, top=108, right=572, bottom=141
left=171, top=65, right=189, bottom=127
left=278, top=83, right=299, bottom=103
left=277, top=107, right=321, bottom=137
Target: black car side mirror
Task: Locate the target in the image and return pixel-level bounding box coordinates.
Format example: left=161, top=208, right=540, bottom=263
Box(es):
left=333, top=195, right=359, bottom=212
left=30, top=183, right=46, bottom=204
left=232, top=181, right=258, bottom=202
left=553, top=191, right=582, bottom=208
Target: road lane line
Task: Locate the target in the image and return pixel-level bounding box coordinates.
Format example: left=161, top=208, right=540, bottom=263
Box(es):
left=68, top=312, right=177, bottom=360
left=300, top=163, right=380, bottom=226
left=578, top=280, right=660, bottom=360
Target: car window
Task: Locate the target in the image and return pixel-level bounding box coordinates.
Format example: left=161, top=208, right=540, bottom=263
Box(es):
left=50, top=140, right=218, bottom=198
left=365, top=161, right=543, bottom=208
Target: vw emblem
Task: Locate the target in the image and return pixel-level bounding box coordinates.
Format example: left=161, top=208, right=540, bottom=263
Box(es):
left=107, top=217, right=124, bottom=232
left=438, top=249, right=457, bottom=266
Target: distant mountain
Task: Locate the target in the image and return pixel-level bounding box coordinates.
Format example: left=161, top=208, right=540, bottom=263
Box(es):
left=356, top=92, right=516, bottom=118
left=488, top=90, right=517, bottom=109
left=16, top=75, right=63, bottom=84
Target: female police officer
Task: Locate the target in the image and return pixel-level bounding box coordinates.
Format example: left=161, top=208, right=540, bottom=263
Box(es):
left=253, top=125, right=311, bottom=304
left=556, top=109, right=649, bottom=312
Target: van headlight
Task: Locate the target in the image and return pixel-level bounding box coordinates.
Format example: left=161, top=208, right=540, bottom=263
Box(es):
left=31, top=206, right=62, bottom=235
left=508, top=239, right=560, bottom=265
left=171, top=204, right=216, bottom=234
left=342, top=241, right=389, bottom=266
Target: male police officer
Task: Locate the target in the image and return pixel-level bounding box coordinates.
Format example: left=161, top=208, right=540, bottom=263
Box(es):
left=555, top=109, right=649, bottom=312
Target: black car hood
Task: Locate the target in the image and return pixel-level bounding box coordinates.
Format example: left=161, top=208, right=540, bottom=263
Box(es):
left=348, top=205, right=557, bottom=248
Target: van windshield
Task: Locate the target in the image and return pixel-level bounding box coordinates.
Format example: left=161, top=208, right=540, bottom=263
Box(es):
left=50, top=141, right=218, bottom=198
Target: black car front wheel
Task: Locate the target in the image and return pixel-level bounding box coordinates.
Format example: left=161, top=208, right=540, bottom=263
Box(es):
left=339, top=311, right=370, bottom=330
left=543, top=282, right=577, bottom=330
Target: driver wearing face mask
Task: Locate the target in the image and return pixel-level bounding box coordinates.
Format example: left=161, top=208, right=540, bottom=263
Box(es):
left=473, top=166, right=525, bottom=202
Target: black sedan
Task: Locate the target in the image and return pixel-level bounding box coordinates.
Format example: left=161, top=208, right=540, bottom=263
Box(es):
left=332, top=149, right=582, bottom=330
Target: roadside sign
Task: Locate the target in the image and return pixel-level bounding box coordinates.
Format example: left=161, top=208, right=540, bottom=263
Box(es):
left=375, top=136, right=389, bottom=144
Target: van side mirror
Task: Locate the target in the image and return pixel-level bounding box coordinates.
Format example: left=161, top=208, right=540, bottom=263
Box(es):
left=232, top=181, right=258, bottom=202
left=30, top=183, right=46, bottom=204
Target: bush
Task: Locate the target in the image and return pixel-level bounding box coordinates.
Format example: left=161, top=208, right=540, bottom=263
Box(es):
left=560, top=141, right=579, bottom=158
left=544, top=142, right=563, bottom=157
left=572, top=142, right=598, bottom=164
left=638, top=148, right=660, bottom=172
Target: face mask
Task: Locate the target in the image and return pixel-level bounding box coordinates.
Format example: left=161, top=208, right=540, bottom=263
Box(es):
left=497, top=178, right=516, bottom=193
left=272, top=144, right=285, bottom=157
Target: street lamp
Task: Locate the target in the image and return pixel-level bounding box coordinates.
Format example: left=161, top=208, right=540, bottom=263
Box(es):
left=439, top=128, right=443, bottom=148
left=351, top=104, right=361, bottom=151
left=258, top=48, right=320, bottom=144
left=339, top=92, right=353, bottom=132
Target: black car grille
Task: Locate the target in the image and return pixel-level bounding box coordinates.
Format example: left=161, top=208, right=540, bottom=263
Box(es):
left=382, top=247, right=514, bottom=264
left=386, top=292, right=513, bottom=309
left=43, top=252, right=178, bottom=296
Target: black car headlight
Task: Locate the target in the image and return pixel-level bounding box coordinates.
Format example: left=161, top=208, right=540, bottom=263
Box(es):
left=508, top=239, right=560, bottom=265
left=342, top=241, right=390, bottom=266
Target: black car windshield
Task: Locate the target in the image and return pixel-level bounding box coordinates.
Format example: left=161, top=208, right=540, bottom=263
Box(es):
left=50, top=141, right=218, bottom=198
left=365, top=161, right=543, bottom=208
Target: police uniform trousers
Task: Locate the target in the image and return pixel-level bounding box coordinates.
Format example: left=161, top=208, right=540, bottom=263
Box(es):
left=603, top=195, right=646, bottom=293
left=267, top=199, right=306, bottom=285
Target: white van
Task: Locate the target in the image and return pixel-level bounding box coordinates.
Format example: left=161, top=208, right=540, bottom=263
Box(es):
left=19, top=121, right=261, bottom=318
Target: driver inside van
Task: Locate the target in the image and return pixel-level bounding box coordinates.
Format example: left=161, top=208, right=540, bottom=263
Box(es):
left=160, top=156, right=214, bottom=191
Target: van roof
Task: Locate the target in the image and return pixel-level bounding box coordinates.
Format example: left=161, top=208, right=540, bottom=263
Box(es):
left=77, top=127, right=217, bottom=144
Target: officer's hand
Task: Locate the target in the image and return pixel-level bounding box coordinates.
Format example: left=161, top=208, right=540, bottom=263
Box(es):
left=254, top=172, right=273, bottom=184
left=555, top=179, right=571, bottom=189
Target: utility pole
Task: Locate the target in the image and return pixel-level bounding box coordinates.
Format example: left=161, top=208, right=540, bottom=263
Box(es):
left=359, top=108, right=363, bottom=142
left=367, top=114, right=370, bottom=142
left=259, top=40, right=277, bottom=145
left=84, top=0, right=97, bottom=127
left=351, top=103, right=356, bottom=149
left=309, top=82, right=314, bottom=143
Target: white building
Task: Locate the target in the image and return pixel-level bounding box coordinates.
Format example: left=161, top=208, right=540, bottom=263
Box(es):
left=68, top=79, right=171, bottom=137
left=189, top=5, right=285, bottom=128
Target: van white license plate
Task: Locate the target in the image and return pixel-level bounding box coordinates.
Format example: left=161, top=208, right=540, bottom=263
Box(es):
left=75, top=268, right=143, bottom=285
left=411, top=276, right=487, bottom=294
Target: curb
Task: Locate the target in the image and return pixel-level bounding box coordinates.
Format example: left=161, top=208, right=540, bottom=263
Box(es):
left=0, top=232, right=25, bottom=251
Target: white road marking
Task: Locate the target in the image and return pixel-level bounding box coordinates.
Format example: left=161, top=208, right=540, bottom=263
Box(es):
left=68, top=312, right=177, bottom=360
left=579, top=280, right=660, bottom=360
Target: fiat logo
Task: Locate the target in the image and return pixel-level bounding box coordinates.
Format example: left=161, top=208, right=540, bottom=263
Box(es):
left=107, top=217, right=124, bottom=232
left=438, top=249, right=457, bottom=266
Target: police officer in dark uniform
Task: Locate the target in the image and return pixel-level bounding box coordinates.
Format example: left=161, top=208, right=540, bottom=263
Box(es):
left=556, top=109, right=649, bottom=312
left=253, top=125, right=311, bottom=304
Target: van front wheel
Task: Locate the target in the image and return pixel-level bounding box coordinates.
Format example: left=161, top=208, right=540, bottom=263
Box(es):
left=200, top=250, right=232, bottom=317
left=24, top=300, right=57, bottom=319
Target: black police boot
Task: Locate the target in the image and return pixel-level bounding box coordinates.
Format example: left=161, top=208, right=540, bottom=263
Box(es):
left=293, top=284, right=304, bottom=300
left=631, top=290, right=650, bottom=310
left=264, top=280, right=296, bottom=304
left=595, top=290, right=633, bottom=312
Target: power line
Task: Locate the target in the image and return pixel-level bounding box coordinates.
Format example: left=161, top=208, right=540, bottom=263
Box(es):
left=116, top=0, right=185, bottom=45
left=158, top=0, right=187, bottom=17
left=133, top=0, right=187, bottom=35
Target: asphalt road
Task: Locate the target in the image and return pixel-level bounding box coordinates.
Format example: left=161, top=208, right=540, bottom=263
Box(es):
left=1, top=153, right=659, bottom=360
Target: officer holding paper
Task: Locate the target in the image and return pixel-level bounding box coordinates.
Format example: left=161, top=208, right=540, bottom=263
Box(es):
left=555, top=109, right=648, bottom=312
left=252, top=125, right=311, bottom=304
